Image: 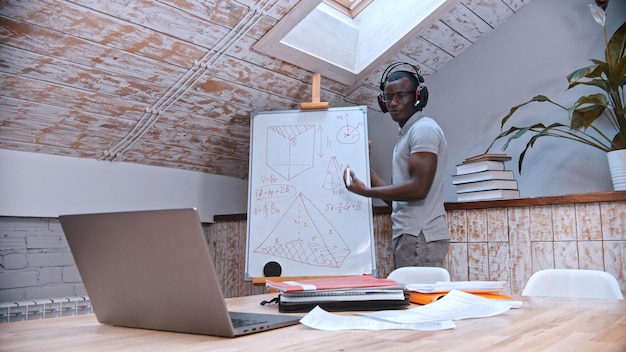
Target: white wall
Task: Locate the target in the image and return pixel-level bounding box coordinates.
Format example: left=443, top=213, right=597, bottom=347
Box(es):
left=366, top=0, right=626, bottom=202
left=421, top=0, right=626, bottom=201
left=0, top=149, right=248, bottom=222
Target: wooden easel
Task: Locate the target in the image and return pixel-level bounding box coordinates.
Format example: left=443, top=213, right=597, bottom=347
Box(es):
left=299, top=73, right=329, bottom=110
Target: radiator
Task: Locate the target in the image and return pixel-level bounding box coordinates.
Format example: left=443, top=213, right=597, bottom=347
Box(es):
left=0, top=296, right=92, bottom=323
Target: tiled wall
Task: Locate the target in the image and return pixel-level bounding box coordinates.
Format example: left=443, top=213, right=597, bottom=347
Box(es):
left=443, top=201, right=626, bottom=296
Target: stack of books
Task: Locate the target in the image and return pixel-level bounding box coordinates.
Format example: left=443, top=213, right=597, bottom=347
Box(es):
left=265, top=274, right=409, bottom=312
left=452, top=154, right=520, bottom=202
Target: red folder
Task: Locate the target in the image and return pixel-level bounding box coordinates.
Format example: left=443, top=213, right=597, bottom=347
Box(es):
left=265, top=274, right=398, bottom=292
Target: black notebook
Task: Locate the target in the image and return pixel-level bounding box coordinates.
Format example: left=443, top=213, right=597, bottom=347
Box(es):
left=278, top=289, right=410, bottom=313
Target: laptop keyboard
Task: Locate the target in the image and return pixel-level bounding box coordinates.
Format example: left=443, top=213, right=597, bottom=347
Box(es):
left=231, top=318, right=268, bottom=328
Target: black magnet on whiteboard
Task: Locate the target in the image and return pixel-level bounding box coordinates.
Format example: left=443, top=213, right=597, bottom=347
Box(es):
left=263, top=261, right=282, bottom=277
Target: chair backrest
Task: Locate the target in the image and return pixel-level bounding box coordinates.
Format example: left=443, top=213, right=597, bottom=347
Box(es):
left=386, top=266, right=451, bottom=285
left=522, top=269, right=624, bottom=300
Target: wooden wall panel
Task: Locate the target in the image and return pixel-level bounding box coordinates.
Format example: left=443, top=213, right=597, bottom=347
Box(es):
left=467, top=209, right=487, bottom=242
left=462, top=0, right=515, bottom=27
left=554, top=241, right=579, bottom=269
left=489, top=242, right=511, bottom=293
left=487, top=207, right=508, bottom=242
left=447, top=209, right=467, bottom=242
left=578, top=241, right=604, bottom=270
left=553, top=204, right=577, bottom=241
left=531, top=241, right=555, bottom=271
left=448, top=243, right=469, bottom=281
left=441, top=2, right=494, bottom=42
left=398, top=37, right=454, bottom=71
left=604, top=241, right=625, bottom=291
left=372, top=213, right=394, bottom=279
left=503, top=0, right=531, bottom=11
left=576, top=203, right=603, bottom=241
left=529, top=205, right=553, bottom=241
left=601, top=202, right=626, bottom=240
left=177, top=196, right=626, bottom=298
left=507, top=206, right=532, bottom=294
left=468, top=243, right=489, bottom=280
left=211, top=221, right=231, bottom=294
left=419, top=21, right=472, bottom=58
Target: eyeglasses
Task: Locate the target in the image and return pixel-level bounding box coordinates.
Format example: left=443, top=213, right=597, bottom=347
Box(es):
left=381, top=91, right=412, bottom=103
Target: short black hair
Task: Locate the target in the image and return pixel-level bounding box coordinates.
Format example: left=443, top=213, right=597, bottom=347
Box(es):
left=385, top=70, right=419, bottom=92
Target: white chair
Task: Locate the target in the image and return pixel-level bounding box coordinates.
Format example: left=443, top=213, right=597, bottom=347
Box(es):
left=386, top=266, right=451, bottom=285
left=522, top=269, right=624, bottom=300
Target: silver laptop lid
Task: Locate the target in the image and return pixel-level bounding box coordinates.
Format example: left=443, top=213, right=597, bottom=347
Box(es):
left=60, top=208, right=299, bottom=337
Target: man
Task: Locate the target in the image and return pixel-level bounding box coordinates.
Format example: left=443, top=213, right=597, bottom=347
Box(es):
left=344, top=63, right=450, bottom=268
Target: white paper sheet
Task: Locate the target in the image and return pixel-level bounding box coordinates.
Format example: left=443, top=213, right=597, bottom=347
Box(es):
left=364, top=290, right=512, bottom=324
left=299, top=306, right=455, bottom=331
left=300, top=290, right=517, bottom=331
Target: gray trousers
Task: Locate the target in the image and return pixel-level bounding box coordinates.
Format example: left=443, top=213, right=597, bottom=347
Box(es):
left=393, top=232, right=450, bottom=268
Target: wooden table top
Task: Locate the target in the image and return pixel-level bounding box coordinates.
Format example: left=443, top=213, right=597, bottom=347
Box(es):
left=1, top=293, right=624, bottom=351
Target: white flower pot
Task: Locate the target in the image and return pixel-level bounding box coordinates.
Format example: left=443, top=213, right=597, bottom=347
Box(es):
left=608, top=149, right=626, bottom=191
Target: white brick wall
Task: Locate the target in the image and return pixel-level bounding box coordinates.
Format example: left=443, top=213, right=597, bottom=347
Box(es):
left=0, top=217, right=86, bottom=303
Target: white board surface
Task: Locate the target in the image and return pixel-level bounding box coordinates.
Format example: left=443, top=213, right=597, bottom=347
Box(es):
left=245, top=106, right=375, bottom=279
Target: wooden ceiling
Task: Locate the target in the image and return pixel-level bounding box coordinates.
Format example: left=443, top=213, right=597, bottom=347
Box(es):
left=0, top=0, right=531, bottom=179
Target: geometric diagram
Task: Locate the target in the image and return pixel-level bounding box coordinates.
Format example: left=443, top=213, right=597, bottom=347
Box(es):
left=266, top=125, right=316, bottom=180
left=253, top=193, right=351, bottom=268
left=323, top=156, right=343, bottom=190
left=336, top=113, right=360, bottom=144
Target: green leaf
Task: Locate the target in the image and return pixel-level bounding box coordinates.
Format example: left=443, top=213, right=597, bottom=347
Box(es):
left=515, top=123, right=569, bottom=173
left=569, top=78, right=609, bottom=91
left=570, top=104, right=606, bottom=130
left=499, top=95, right=553, bottom=128
left=607, top=22, right=626, bottom=67
left=608, top=53, right=626, bottom=91
left=567, top=63, right=602, bottom=83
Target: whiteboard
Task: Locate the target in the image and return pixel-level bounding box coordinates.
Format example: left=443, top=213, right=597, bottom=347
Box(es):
left=245, top=106, right=375, bottom=279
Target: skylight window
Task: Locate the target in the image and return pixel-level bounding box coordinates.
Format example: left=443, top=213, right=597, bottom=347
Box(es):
left=254, top=0, right=452, bottom=86
left=324, top=0, right=373, bottom=18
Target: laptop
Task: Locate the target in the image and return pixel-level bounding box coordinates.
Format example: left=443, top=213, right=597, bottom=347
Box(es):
left=59, top=208, right=301, bottom=337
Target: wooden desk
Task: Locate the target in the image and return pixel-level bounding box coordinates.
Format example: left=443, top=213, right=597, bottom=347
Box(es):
left=1, top=293, right=624, bottom=351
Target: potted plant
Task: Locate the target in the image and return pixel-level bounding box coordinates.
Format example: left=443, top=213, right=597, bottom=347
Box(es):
left=486, top=2, right=626, bottom=190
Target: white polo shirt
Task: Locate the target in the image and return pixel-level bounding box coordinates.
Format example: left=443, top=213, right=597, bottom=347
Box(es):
left=391, top=111, right=450, bottom=242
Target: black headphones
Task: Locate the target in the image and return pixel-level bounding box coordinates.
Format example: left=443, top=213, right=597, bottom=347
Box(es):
left=377, top=62, right=428, bottom=113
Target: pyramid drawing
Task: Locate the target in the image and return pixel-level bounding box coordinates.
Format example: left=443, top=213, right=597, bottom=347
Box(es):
left=266, top=125, right=315, bottom=180
left=253, top=193, right=350, bottom=268
left=323, top=156, right=343, bottom=190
